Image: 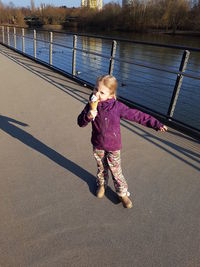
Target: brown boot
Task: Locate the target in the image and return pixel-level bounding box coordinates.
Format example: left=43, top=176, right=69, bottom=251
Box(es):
left=96, top=185, right=105, bottom=198
left=119, top=195, right=133, bottom=209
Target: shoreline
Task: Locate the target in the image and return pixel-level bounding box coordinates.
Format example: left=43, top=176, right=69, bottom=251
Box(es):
left=1, top=23, right=200, bottom=38
left=162, top=30, right=200, bottom=37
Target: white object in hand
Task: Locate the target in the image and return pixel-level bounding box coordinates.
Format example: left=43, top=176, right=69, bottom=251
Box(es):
left=89, top=94, right=99, bottom=121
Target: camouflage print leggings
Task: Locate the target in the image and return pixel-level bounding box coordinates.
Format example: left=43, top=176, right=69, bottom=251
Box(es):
left=93, top=148, right=129, bottom=197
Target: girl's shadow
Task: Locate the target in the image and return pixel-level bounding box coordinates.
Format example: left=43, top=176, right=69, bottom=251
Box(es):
left=0, top=115, right=119, bottom=204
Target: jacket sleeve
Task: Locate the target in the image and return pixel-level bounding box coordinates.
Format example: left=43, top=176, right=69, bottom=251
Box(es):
left=118, top=102, right=163, bottom=131
left=77, top=103, right=92, bottom=127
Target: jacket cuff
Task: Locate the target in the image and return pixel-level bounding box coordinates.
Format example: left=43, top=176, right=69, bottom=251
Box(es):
left=84, top=113, right=92, bottom=123
left=155, top=122, right=163, bottom=131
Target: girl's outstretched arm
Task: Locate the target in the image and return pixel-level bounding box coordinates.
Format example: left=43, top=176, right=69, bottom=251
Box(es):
left=118, top=101, right=164, bottom=131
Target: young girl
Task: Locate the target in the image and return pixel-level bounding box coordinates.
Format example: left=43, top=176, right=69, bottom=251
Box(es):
left=77, top=75, right=167, bottom=208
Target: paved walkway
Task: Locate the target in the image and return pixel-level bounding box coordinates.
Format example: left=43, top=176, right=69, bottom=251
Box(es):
left=0, top=44, right=200, bottom=267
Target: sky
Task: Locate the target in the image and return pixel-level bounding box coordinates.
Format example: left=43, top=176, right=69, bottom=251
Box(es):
left=1, top=0, right=117, bottom=8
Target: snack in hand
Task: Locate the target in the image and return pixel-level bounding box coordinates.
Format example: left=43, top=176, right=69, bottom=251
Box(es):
left=89, top=94, right=99, bottom=111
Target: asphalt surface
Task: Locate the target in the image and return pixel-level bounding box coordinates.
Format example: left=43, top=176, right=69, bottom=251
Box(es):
left=0, top=45, right=200, bottom=267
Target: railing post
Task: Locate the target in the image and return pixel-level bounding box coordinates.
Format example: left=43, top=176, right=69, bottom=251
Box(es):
left=167, top=50, right=190, bottom=118
left=22, top=28, right=25, bottom=53
left=33, top=29, right=37, bottom=59
left=2, top=26, right=5, bottom=44
left=109, top=40, right=117, bottom=75
left=72, top=35, right=77, bottom=76
left=49, top=32, right=53, bottom=65
left=14, top=27, right=16, bottom=49
left=7, top=26, right=10, bottom=46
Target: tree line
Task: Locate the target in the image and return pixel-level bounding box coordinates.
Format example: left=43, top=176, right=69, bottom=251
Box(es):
left=0, top=0, right=200, bottom=33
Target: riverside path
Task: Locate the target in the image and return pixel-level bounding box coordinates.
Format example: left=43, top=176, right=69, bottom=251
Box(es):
left=0, top=44, right=200, bottom=267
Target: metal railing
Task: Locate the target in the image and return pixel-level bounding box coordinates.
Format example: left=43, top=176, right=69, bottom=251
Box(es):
left=0, top=25, right=200, bottom=137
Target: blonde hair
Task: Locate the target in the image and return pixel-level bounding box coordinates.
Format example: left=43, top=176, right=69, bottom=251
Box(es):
left=96, top=75, right=118, bottom=99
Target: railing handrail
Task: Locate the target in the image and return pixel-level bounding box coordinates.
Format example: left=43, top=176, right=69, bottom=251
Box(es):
left=3, top=27, right=200, bottom=80
left=1, top=24, right=200, bottom=52
left=0, top=25, right=200, bottom=138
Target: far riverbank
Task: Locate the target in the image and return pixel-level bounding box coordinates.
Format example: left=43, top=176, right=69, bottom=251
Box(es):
left=42, top=24, right=200, bottom=36
left=40, top=24, right=200, bottom=46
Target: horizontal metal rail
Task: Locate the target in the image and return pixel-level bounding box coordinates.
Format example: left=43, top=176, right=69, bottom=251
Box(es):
left=0, top=25, right=199, bottom=138
left=3, top=28, right=199, bottom=77
left=7, top=25, right=200, bottom=52
left=7, top=29, right=200, bottom=80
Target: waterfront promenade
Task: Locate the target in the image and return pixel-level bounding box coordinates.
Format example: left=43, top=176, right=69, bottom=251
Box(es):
left=0, top=44, right=200, bottom=267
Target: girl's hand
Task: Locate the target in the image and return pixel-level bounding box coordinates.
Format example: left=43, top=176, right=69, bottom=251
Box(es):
left=159, top=125, right=168, bottom=132
left=87, top=110, right=98, bottom=120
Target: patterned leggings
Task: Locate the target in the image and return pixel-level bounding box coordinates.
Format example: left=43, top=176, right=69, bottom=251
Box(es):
left=93, top=148, right=129, bottom=197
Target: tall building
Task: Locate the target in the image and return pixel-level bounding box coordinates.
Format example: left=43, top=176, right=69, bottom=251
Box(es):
left=122, top=0, right=134, bottom=7
left=81, top=0, right=103, bottom=10
left=81, top=0, right=87, bottom=7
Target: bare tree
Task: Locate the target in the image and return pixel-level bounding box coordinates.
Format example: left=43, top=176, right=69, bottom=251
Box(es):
left=162, top=0, right=190, bottom=33
left=31, top=0, right=35, bottom=11
left=0, top=0, right=4, bottom=7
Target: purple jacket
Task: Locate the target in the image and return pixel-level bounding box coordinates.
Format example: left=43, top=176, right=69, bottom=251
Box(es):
left=77, top=98, right=163, bottom=151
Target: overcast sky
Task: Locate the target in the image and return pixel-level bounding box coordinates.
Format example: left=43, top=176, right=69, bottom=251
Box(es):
left=1, top=0, right=119, bottom=8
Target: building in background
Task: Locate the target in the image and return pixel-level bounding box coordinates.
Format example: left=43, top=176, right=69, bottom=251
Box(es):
left=81, top=0, right=103, bottom=10
left=122, top=0, right=134, bottom=7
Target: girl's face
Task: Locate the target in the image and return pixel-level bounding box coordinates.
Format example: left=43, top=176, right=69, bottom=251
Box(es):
left=94, top=82, right=113, bottom=102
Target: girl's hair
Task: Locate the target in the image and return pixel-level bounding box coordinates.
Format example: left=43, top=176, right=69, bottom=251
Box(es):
left=96, top=75, right=117, bottom=99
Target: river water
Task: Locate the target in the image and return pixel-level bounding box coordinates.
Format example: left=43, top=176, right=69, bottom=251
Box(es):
left=10, top=29, right=200, bottom=130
